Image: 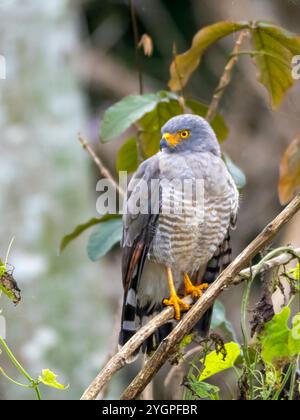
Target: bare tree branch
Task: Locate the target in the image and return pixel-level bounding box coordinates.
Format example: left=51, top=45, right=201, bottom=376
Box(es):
left=80, top=194, right=300, bottom=400
left=120, top=194, right=300, bottom=400
left=234, top=247, right=300, bottom=284
left=206, top=30, right=248, bottom=122
left=78, top=134, right=124, bottom=197
left=80, top=297, right=190, bottom=400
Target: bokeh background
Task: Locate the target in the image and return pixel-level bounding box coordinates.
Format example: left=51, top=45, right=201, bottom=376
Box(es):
left=0, top=0, right=300, bottom=400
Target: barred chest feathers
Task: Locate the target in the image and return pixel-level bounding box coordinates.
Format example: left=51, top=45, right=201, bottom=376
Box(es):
left=148, top=151, right=237, bottom=274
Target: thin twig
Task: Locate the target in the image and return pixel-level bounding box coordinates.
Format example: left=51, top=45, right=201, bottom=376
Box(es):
left=78, top=134, right=124, bottom=197
left=128, top=1, right=145, bottom=163
left=234, top=247, right=300, bottom=284
left=80, top=195, right=300, bottom=400
left=128, top=0, right=143, bottom=95
left=120, top=194, right=300, bottom=400
left=206, top=30, right=248, bottom=122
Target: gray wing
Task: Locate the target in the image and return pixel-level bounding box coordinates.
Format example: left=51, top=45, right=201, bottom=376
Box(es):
left=121, top=155, right=160, bottom=293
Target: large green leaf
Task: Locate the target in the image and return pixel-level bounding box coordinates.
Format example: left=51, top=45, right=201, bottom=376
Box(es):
left=251, top=22, right=300, bottom=109
left=139, top=98, right=183, bottom=158
left=223, top=152, right=246, bottom=190
left=116, top=137, right=138, bottom=174
left=199, top=342, right=241, bottom=380
left=260, top=307, right=300, bottom=366
left=87, top=217, right=123, bottom=261
left=60, top=214, right=120, bottom=254
left=186, top=99, right=229, bottom=142
left=211, top=300, right=237, bottom=341
left=169, top=21, right=248, bottom=91
left=100, top=92, right=175, bottom=142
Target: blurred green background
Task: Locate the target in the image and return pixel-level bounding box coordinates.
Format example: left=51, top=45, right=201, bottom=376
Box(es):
left=0, top=0, right=300, bottom=399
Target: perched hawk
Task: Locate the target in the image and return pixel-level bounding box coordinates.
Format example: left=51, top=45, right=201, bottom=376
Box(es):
left=119, top=114, right=239, bottom=358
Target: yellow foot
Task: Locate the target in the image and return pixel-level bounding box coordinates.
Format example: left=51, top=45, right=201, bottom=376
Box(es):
left=163, top=294, right=189, bottom=320
left=184, top=274, right=209, bottom=299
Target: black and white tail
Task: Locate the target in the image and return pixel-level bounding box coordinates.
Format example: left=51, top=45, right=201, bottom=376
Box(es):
left=118, top=271, right=173, bottom=361
left=119, top=232, right=232, bottom=361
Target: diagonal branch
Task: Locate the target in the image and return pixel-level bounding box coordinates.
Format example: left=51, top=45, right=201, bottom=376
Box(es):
left=120, top=194, right=300, bottom=400
left=78, top=134, right=124, bottom=197
left=80, top=194, right=300, bottom=400
left=80, top=297, right=189, bottom=400
left=206, top=30, right=248, bottom=122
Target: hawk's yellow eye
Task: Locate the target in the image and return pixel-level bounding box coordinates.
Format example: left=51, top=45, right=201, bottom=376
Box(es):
left=179, top=130, right=190, bottom=139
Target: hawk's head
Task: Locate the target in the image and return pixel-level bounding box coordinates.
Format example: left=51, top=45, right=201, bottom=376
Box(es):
left=160, top=114, right=220, bottom=156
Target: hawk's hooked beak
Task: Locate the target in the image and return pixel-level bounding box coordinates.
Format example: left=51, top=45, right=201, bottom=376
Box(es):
left=161, top=132, right=181, bottom=147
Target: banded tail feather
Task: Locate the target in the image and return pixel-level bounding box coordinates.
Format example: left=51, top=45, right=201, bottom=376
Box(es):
left=118, top=243, right=148, bottom=362
left=119, top=231, right=232, bottom=362
left=119, top=277, right=173, bottom=361
left=194, top=231, right=232, bottom=337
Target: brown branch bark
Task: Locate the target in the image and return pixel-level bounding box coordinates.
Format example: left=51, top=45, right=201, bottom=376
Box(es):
left=80, top=195, right=300, bottom=400
left=120, top=194, right=300, bottom=400
left=80, top=295, right=193, bottom=400
left=206, top=30, right=248, bottom=122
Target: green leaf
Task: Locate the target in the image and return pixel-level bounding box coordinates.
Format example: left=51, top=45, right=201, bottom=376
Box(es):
left=223, top=153, right=246, bottom=189
left=250, top=22, right=300, bottom=109
left=186, top=99, right=229, bottom=142
left=199, top=342, right=241, bottom=380
left=0, top=284, right=14, bottom=302
left=169, top=21, right=248, bottom=91
left=116, top=137, right=138, bottom=174
left=87, top=217, right=123, bottom=261
left=290, top=313, right=300, bottom=353
left=211, top=300, right=237, bottom=341
left=38, top=369, right=68, bottom=390
left=139, top=98, right=183, bottom=158
left=260, top=307, right=300, bottom=366
left=289, top=262, right=300, bottom=282
left=101, top=93, right=167, bottom=142
left=60, top=214, right=120, bottom=254
left=179, top=333, right=193, bottom=351
left=0, top=262, right=6, bottom=277
left=187, top=376, right=220, bottom=400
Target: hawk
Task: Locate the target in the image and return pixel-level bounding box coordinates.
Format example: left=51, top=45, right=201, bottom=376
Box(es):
left=119, top=114, right=239, bottom=359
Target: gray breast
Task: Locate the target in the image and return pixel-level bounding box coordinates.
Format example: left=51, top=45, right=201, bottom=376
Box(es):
left=148, top=151, right=237, bottom=274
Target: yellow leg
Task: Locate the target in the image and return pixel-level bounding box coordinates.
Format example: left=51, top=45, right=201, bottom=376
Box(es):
left=184, top=274, right=209, bottom=299
left=163, top=267, right=189, bottom=320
